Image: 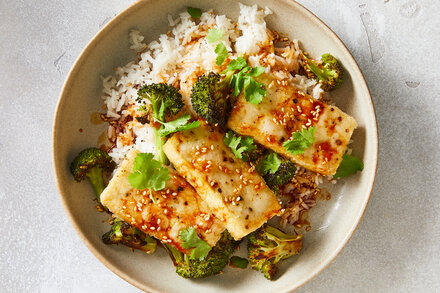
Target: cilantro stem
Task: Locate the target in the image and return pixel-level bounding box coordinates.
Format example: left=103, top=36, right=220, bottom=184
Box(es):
left=148, top=188, right=156, bottom=204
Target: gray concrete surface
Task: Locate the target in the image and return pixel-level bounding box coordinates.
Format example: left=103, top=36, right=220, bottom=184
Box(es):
left=0, top=0, right=439, bottom=292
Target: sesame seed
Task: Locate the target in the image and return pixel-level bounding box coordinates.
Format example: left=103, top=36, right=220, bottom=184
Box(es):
left=196, top=145, right=200, bottom=150
left=194, top=151, right=200, bottom=156
left=164, top=209, right=168, bottom=214
left=235, top=169, right=241, bottom=174
left=157, top=227, right=161, bottom=231
left=157, top=219, right=161, bottom=224
left=172, top=192, right=177, bottom=196
left=150, top=226, right=156, bottom=230
left=210, top=145, right=214, bottom=150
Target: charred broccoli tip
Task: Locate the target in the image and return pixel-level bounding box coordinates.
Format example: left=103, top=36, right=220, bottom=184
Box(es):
left=137, top=83, right=184, bottom=118
left=190, top=72, right=232, bottom=126
left=102, top=218, right=157, bottom=254
left=70, top=147, right=116, bottom=199
left=164, top=231, right=237, bottom=279
left=262, top=159, right=296, bottom=193
left=302, top=53, right=344, bottom=91
left=248, top=225, right=302, bottom=280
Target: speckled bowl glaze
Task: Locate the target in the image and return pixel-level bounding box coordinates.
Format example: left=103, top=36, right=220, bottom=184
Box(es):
left=52, top=0, right=378, bottom=292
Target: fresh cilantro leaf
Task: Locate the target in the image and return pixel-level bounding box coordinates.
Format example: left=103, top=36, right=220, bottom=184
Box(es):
left=227, top=57, right=247, bottom=71
left=206, top=28, right=223, bottom=43
left=248, top=66, right=266, bottom=77
left=128, top=153, right=170, bottom=203
left=214, top=42, right=228, bottom=66
left=224, top=131, right=256, bottom=161
left=243, top=76, right=266, bottom=104
left=333, top=154, right=364, bottom=179
left=283, top=127, right=316, bottom=155
left=229, top=256, right=249, bottom=269
left=179, top=227, right=212, bottom=260
left=222, top=58, right=266, bottom=103
left=157, top=114, right=200, bottom=137
left=187, top=7, right=202, bottom=18
left=257, top=152, right=282, bottom=175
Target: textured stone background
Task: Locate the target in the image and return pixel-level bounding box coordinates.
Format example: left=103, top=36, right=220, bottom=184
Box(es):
left=1, top=0, right=439, bottom=292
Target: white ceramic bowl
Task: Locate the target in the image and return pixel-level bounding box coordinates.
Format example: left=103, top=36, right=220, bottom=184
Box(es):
left=53, top=0, right=378, bottom=292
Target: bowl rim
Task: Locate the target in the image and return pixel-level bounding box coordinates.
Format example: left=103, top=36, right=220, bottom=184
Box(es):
left=52, top=0, right=378, bottom=292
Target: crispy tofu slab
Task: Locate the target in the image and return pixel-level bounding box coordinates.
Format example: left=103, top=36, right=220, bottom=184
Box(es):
left=227, top=74, right=357, bottom=175
left=163, top=124, right=281, bottom=240
left=100, top=149, right=225, bottom=251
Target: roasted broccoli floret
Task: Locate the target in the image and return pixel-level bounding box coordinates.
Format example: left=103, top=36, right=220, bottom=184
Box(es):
left=190, top=72, right=232, bottom=126
left=70, top=147, right=116, bottom=201
left=302, top=53, right=344, bottom=91
left=164, top=231, right=237, bottom=279
left=137, top=83, right=185, bottom=164
left=247, top=143, right=268, bottom=165
left=102, top=218, right=157, bottom=254
left=262, top=159, right=296, bottom=193
left=137, top=83, right=184, bottom=118
left=248, top=225, right=302, bottom=280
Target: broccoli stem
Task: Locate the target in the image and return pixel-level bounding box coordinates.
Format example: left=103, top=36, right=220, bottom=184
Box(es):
left=154, top=127, right=169, bottom=165
left=164, top=243, right=184, bottom=264
left=86, top=166, right=105, bottom=201
left=151, top=101, right=169, bottom=165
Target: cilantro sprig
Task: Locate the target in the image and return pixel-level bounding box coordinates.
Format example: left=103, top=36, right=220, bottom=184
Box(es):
left=256, top=152, right=282, bottom=175
left=206, top=28, right=228, bottom=66
left=214, top=43, right=228, bottom=66
left=223, top=57, right=266, bottom=104
left=206, top=28, right=223, bottom=43
left=224, top=131, right=256, bottom=161
left=283, top=127, right=316, bottom=155
left=157, top=114, right=200, bottom=137
left=179, top=226, right=212, bottom=260
left=128, top=153, right=170, bottom=203
left=187, top=7, right=202, bottom=19
left=333, top=154, right=364, bottom=178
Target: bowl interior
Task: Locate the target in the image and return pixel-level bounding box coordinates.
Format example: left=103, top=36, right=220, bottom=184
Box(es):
left=53, top=0, right=378, bottom=292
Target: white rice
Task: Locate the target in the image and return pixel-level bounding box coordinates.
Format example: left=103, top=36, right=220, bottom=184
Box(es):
left=100, top=3, right=323, bottom=164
